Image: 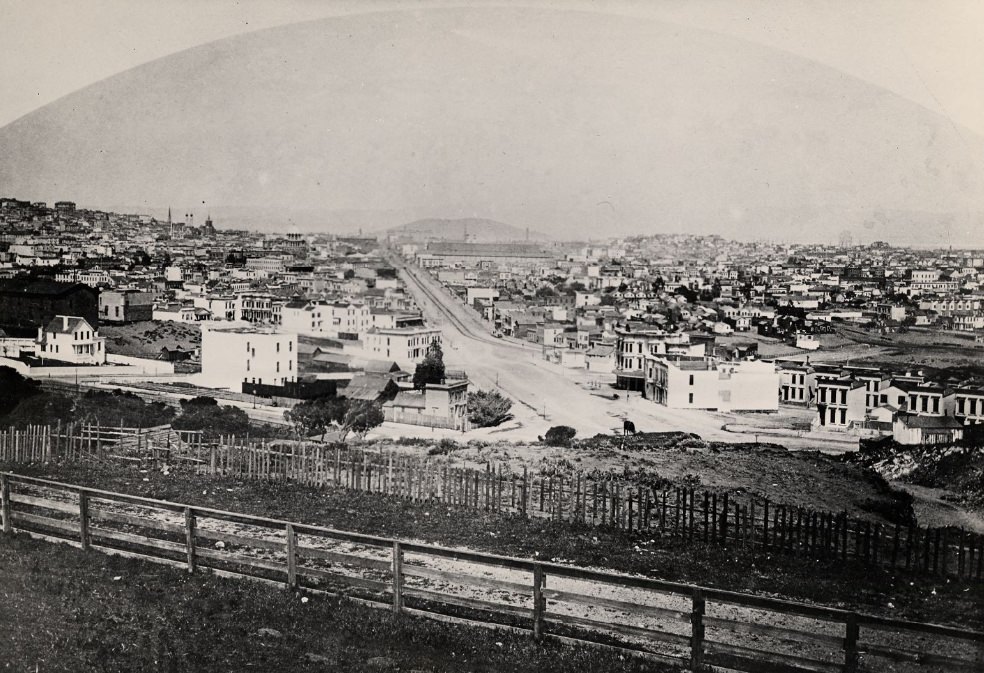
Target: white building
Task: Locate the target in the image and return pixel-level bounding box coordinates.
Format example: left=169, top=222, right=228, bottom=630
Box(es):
left=363, top=326, right=442, bottom=368
left=644, top=356, right=778, bottom=412
left=199, top=324, right=298, bottom=391
left=36, top=315, right=107, bottom=365
left=280, top=300, right=372, bottom=337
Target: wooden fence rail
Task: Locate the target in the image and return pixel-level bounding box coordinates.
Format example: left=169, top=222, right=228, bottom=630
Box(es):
left=2, top=427, right=983, bottom=583
left=189, top=438, right=984, bottom=583
left=1, top=471, right=982, bottom=673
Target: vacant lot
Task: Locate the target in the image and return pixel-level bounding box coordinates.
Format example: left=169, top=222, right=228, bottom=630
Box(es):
left=0, top=532, right=659, bottom=673
left=833, top=325, right=984, bottom=376
left=374, top=434, right=911, bottom=525
left=101, top=321, right=201, bottom=372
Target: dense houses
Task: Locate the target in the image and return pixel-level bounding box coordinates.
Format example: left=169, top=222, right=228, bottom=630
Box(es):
left=395, top=230, right=984, bottom=443
left=0, top=197, right=465, bottom=431
left=4, top=196, right=984, bottom=440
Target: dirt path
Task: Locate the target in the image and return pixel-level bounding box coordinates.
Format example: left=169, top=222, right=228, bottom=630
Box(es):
left=893, top=482, right=984, bottom=534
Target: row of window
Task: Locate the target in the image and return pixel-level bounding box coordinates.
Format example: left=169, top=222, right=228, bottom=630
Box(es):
left=245, top=341, right=293, bottom=353
left=957, top=397, right=984, bottom=417
left=245, top=359, right=293, bottom=372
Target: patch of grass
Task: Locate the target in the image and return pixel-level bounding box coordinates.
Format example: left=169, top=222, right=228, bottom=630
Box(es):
left=5, top=461, right=982, bottom=629
left=0, top=532, right=664, bottom=673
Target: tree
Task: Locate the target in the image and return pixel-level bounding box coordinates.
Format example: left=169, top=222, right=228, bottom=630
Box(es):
left=543, top=425, right=577, bottom=447
left=535, top=285, right=558, bottom=298
left=2, top=392, right=75, bottom=428
left=285, top=396, right=349, bottom=440
left=412, top=340, right=445, bottom=390
left=564, top=281, right=587, bottom=296
left=74, top=389, right=175, bottom=428
left=341, top=400, right=384, bottom=440
left=467, top=390, right=513, bottom=428
left=599, top=295, right=617, bottom=306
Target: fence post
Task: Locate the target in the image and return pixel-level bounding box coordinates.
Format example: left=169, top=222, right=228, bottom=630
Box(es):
left=0, top=473, right=10, bottom=534
left=79, top=490, right=90, bottom=551
left=286, top=523, right=297, bottom=589
left=392, top=541, right=403, bottom=613
left=844, top=612, right=860, bottom=673
left=184, top=507, right=196, bottom=573
left=532, top=564, right=546, bottom=642
left=691, top=587, right=706, bottom=671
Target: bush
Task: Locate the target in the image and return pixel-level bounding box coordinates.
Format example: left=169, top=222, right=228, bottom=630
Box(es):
left=173, top=403, right=249, bottom=439
left=543, top=425, right=577, bottom=447
left=428, top=438, right=461, bottom=456
left=0, top=366, right=41, bottom=418
left=467, top=389, right=513, bottom=428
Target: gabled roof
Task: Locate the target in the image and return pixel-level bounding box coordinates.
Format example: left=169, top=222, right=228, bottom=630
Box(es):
left=895, top=414, right=964, bottom=430
left=43, top=315, right=92, bottom=335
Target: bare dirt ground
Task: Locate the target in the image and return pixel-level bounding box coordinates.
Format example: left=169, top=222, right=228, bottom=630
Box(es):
left=359, top=435, right=905, bottom=525
left=892, top=482, right=984, bottom=535
left=101, top=321, right=201, bottom=371
left=832, top=325, right=984, bottom=374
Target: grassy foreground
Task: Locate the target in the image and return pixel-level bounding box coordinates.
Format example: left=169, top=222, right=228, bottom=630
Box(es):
left=0, top=532, right=664, bottom=673
left=6, top=461, right=983, bottom=630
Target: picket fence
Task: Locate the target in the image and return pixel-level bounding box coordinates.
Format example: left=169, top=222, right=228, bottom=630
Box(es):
left=2, top=426, right=983, bottom=584
left=190, top=438, right=984, bottom=584
left=2, top=471, right=982, bottom=673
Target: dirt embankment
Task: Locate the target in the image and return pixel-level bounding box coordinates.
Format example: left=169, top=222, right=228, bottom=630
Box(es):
left=381, top=432, right=914, bottom=525
left=846, top=439, right=984, bottom=532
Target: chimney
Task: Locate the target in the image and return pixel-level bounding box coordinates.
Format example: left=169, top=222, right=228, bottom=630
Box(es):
left=62, top=315, right=69, bottom=330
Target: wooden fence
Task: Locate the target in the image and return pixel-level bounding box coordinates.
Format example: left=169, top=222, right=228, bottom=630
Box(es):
left=193, top=439, right=984, bottom=583
left=1, top=471, right=981, bottom=673
left=3, top=427, right=983, bottom=584
left=0, top=423, right=196, bottom=463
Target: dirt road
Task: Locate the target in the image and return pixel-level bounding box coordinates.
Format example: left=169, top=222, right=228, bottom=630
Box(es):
left=393, top=255, right=857, bottom=453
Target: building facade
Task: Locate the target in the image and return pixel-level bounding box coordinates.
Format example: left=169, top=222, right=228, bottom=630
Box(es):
left=200, top=324, right=297, bottom=391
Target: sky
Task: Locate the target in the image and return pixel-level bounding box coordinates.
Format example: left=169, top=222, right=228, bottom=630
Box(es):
left=2, top=0, right=981, bottom=136
left=0, top=1, right=982, bottom=244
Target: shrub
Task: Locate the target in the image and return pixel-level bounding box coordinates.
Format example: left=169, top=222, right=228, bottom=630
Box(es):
left=467, top=389, right=513, bottom=428
left=544, top=425, right=577, bottom=447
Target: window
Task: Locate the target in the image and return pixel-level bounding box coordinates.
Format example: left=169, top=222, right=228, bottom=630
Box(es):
left=276, top=342, right=280, bottom=353
left=289, top=341, right=292, bottom=352
left=688, top=393, right=694, bottom=405
left=247, top=360, right=250, bottom=371
left=276, top=362, right=280, bottom=373
left=689, top=375, right=694, bottom=386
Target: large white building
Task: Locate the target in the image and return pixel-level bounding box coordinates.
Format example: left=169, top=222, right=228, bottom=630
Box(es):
left=199, top=324, right=297, bottom=391
left=643, top=356, right=779, bottom=412
left=363, top=326, right=442, bottom=368
left=280, top=300, right=373, bottom=338
left=36, top=315, right=107, bottom=365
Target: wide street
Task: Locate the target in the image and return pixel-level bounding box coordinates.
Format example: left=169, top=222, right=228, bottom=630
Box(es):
left=388, top=252, right=858, bottom=453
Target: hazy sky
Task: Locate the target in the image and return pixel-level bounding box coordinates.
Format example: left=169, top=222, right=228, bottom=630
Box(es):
left=0, top=1, right=981, bottom=244
left=2, top=0, right=981, bottom=135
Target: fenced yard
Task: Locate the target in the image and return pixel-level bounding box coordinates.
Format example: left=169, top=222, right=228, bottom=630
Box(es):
left=1, top=471, right=981, bottom=673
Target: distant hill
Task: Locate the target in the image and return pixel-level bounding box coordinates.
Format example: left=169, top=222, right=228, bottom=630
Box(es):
left=386, top=218, right=550, bottom=243
left=1, top=8, right=982, bottom=244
